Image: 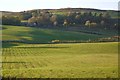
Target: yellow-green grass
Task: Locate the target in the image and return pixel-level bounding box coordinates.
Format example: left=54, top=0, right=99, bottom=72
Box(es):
left=2, top=42, right=118, bottom=78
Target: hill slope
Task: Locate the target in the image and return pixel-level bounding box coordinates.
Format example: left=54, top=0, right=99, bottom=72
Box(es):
left=2, top=42, right=118, bottom=78
left=2, top=25, right=117, bottom=43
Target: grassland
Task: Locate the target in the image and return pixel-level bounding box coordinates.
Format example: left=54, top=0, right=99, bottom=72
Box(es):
left=2, top=25, right=118, bottom=43
left=1, top=25, right=119, bottom=78
left=2, top=42, right=118, bottom=78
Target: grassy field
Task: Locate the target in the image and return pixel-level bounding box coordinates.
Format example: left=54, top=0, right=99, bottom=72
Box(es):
left=1, top=25, right=119, bottom=78
left=2, top=42, right=118, bottom=78
left=2, top=25, right=117, bottom=43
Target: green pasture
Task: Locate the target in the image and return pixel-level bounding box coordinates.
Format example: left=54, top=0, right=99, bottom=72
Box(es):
left=2, top=42, right=118, bottom=78
left=2, top=25, right=117, bottom=43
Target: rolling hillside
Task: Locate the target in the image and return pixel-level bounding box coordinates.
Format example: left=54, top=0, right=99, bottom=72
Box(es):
left=2, top=25, right=118, bottom=43
left=2, top=42, right=118, bottom=78
left=1, top=8, right=119, bottom=18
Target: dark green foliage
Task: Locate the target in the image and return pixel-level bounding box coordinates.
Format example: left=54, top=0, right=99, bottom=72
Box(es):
left=19, top=12, right=32, bottom=20
left=2, top=16, right=21, bottom=26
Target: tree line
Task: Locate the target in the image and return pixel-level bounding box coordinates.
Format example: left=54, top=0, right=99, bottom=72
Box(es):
left=2, top=10, right=118, bottom=29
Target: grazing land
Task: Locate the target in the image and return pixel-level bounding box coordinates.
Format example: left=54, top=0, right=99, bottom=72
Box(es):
left=2, top=25, right=118, bottom=43
left=1, top=25, right=119, bottom=78
left=2, top=42, right=118, bottom=78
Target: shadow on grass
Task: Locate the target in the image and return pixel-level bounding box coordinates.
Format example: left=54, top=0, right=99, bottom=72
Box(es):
left=0, top=61, right=28, bottom=64
left=1, top=77, right=119, bottom=80
left=18, top=46, right=69, bottom=48
left=2, top=42, right=19, bottom=48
